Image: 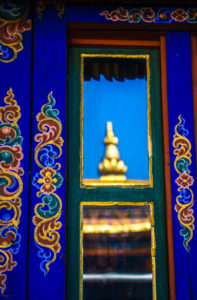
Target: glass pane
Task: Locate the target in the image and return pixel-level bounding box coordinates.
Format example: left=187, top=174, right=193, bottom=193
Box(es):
left=82, top=54, right=152, bottom=186
left=82, top=204, right=154, bottom=300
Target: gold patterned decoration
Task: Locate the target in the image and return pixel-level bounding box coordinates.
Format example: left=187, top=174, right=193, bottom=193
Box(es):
left=35, top=0, right=66, bottom=19
left=83, top=222, right=151, bottom=234
left=173, top=115, right=195, bottom=252
left=99, top=122, right=127, bottom=181
left=32, top=92, right=64, bottom=275
left=0, top=89, right=24, bottom=293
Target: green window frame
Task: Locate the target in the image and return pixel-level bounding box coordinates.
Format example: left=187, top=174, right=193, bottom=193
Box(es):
left=67, top=47, right=169, bottom=300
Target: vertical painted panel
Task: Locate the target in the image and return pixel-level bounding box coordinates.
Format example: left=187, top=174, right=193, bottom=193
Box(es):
left=166, top=32, right=197, bottom=300
left=0, top=2, right=32, bottom=299
left=28, top=6, right=66, bottom=300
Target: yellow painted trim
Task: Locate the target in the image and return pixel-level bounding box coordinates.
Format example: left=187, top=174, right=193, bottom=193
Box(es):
left=146, top=55, right=153, bottom=188
left=79, top=203, right=83, bottom=300
left=80, top=53, right=153, bottom=188
left=79, top=201, right=156, bottom=300
left=82, top=178, right=149, bottom=188
left=83, top=221, right=151, bottom=233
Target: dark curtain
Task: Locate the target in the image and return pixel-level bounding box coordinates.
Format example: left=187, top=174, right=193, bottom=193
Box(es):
left=84, top=58, right=146, bottom=82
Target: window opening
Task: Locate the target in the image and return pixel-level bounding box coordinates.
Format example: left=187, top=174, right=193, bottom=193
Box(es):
left=81, top=54, right=152, bottom=187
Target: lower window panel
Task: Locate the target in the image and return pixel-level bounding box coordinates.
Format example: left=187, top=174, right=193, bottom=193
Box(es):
left=81, top=203, right=155, bottom=300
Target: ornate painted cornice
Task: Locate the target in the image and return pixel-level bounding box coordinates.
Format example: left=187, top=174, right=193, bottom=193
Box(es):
left=100, top=7, right=197, bottom=24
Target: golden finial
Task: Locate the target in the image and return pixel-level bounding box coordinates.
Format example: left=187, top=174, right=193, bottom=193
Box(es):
left=99, top=122, right=127, bottom=181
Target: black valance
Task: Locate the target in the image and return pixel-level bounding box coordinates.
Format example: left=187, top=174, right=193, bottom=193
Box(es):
left=84, top=57, right=147, bottom=82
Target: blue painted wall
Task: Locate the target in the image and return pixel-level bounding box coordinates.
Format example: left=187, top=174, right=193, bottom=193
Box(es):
left=27, top=5, right=67, bottom=300
left=0, top=2, right=32, bottom=299
left=166, top=32, right=197, bottom=300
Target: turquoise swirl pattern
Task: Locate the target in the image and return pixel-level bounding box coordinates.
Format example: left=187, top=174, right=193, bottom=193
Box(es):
left=173, top=115, right=195, bottom=252
left=0, top=89, right=23, bottom=293
left=32, top=92, right=64, bottom=275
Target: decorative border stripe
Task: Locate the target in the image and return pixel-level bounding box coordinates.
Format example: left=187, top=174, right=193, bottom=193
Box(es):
left=32, top=92, right=64, bottom=275
left=173, top=115, right=195, bottom=252
left=0, top=89, right=23, bottom=293
left=100, top=7, right=197, bottom=24
left=0, top=2, right=32, bottom=63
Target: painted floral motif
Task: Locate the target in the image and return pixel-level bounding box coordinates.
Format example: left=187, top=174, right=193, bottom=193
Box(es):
left=0, top=89, right=23, bottom=293
left=175, top=172, right=194, bottom=188
left=155, top=8, right=172, bottom=23
left=128, top=9, right=141, bottom=23
left=100, top=7, right=128, bottom=22
left=33, top=167, right=63, bottom=195
left=35, top=0, right=66, bottom=20
left=173, top=115, right=195, bottom=252
left=100, top=7, right=197, bottom=24
left=187, top=8, right=197, bottom=23
left=170, top=8, right=189, bottom=22
left=0, top=1, right=32, bottom=63
left=140, top=7, right=156, bottom=23
left=33, top=92, right=64, bottom=275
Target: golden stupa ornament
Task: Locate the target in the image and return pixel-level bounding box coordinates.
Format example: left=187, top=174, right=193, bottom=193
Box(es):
left=99, top=122, right=127, bottom=181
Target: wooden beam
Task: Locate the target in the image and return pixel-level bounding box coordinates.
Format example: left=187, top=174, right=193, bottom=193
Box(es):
left=69, top=37, right=160, bottom=47
left=160, top=35, right=176, bottom=300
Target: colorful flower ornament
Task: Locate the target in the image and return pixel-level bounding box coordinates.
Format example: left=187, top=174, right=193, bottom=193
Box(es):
left=175, top=172, right=194, bottom=189
left=173, top=115, right=195, bottom=252
left=33, top=92, right=64, bottom=275
left=0, top=89, right=23, bottom=293
left=33, top=166, right=63, bottom=195
left=170, top=8, right=189, bottom=22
